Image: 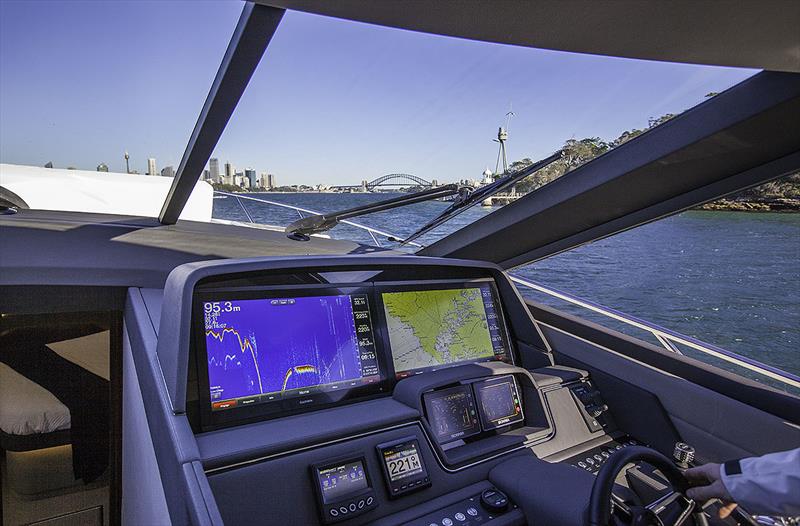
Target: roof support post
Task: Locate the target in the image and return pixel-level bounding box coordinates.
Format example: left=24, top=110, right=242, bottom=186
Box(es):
left=159, top=3, right=284, bottom=224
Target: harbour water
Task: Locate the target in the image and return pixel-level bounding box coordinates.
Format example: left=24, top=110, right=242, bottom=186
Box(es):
left=214, top=193, right=800, bottom=381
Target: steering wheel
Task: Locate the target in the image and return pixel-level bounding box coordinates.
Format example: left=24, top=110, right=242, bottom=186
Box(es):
left=588, top=445, right=695, bottom=526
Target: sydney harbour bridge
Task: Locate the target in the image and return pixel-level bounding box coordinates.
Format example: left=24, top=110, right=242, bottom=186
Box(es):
left=331, top=173, right=438, bottom=192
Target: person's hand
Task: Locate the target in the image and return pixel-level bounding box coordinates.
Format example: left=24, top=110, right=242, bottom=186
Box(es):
left=684, top=463, right=738, bottom=519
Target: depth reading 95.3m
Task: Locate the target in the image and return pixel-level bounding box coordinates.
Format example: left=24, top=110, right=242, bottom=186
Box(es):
left=204, top=301, right=241, bottom=314
left=204, top=301, right=242, bottom=329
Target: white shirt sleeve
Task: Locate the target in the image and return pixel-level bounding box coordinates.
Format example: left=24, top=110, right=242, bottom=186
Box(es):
left=721, top=447, right=800, bottom=517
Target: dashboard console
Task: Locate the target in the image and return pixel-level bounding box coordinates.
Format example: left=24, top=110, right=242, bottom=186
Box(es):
left=161, top=258, right=628, bottom=526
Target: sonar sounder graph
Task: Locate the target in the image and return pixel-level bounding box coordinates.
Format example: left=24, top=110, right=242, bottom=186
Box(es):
left=203, top=295, right=365, bottom=405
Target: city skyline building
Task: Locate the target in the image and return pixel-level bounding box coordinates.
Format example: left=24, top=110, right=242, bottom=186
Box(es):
left=245, top=168, right=256, bottom=189
left=161, top=165, right=175, bottom=177
left=224, top=162, right=234, bottom=185
left=209, top=158, right=220, bottom=183
left=267, top=173, right=276, bottom=189
left=147, top=157, right=157, bottom=176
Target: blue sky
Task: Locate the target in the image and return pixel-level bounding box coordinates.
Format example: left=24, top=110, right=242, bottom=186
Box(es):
left=1, top=1, right=756, bottom=185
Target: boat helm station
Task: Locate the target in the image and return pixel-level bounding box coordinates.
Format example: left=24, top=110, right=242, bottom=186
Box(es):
left=0, top=1, right=798, bottom=526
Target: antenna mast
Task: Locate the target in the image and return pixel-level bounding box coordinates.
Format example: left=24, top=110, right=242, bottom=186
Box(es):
left=493, top=105, right=514, bottom=176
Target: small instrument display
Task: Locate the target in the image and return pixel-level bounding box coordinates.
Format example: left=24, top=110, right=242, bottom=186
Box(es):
left=317, top=460, right=368, bottom=503
left=424, top=375, right=526, bottom=444
left=376, top=437, right=431, bottom=497
left=311, top=456, right=377, bottom=524
left=473, top=375, right=524, bottom=430
left=423, top=385, right=481, bottom=443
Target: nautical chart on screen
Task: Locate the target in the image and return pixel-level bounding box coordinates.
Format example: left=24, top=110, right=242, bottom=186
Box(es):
left=382, top=284, right=510, bottom=376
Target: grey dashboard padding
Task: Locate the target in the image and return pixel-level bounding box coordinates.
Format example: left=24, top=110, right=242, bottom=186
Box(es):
left=197, top=398, right=419, bottom=470
left=125, top=288, right=205, bottom=524
left=532, top=366, right=586, bottom=386
left=489, top=454, right=596, bottom=526
left=0, top=209, right=389, bottom=288
left=158, top=255, right=545, bottom=413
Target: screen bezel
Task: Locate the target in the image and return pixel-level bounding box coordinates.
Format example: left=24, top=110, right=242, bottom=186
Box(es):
left=375, top=279, right=515, bottom=379
left=193, top=284, right=391, bottom=431
left=472, top=374, right=525, bottom=431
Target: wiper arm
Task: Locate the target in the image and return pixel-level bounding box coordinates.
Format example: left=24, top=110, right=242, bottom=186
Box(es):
left=285, top=184, right=461, bottom=239
left=398, top=150, right=564, bottom=246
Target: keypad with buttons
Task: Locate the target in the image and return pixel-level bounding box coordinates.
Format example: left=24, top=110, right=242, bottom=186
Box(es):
left=403, top=488, right=518, bottom=526
left=566, top=437, right=643, bottom=474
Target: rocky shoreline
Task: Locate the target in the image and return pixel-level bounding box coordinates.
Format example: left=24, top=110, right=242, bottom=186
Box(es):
left=696, top=197, right=800, bottom=212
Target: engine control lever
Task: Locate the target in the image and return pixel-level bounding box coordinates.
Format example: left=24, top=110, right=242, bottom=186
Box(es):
left=673, top=442, right=695, bottom=470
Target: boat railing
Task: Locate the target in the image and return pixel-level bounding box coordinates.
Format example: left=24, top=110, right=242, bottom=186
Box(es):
left=509, top=275, right=800, bottom=391
left=213, top=191, right=422, bottom=248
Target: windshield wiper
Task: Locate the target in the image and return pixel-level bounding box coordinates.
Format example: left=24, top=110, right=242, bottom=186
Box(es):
left=285, top=184, right=462, bottom=239
left=398, top=150, right=564, bottom=246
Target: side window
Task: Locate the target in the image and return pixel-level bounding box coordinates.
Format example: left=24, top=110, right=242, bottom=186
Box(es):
left=512, top=172, right=800, bottom=395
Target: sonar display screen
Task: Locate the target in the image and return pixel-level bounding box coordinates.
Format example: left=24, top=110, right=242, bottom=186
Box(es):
left=202, top=293, right=380, bottom=411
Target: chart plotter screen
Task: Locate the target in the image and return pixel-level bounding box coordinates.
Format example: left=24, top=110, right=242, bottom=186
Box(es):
left=381, top=283, right=512, bottom=377
left=202, top=293, right=381, bottom=412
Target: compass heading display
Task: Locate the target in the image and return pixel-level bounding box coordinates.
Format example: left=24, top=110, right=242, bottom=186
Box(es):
left=202, top=292, right=380, bottom=412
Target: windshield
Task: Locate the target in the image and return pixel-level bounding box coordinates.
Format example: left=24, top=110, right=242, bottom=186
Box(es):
left=1, top=2, right=755, bottom=228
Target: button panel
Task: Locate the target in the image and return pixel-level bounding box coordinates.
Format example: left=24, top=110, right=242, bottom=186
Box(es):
left=321, top=493, right=377, bottom=524
left=566, top=437, right=642, bottom=474
left=403, top=488, right=518, bottom=526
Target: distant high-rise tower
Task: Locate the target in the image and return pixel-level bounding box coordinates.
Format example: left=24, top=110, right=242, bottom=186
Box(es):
left=147, top=158, right=157, bottom=176
left=209, top=158, right=220, bottom=182
left=267, top=173, right=276, bottom=189
left=245, top=168, right=257, bottom=189
left=203, top=169, right=211, bottom=181
left=161, top=165, right=175, bottom=177
left=224, top=162, right=235, bottom=185
left=97, top=163, right=109, bottom=172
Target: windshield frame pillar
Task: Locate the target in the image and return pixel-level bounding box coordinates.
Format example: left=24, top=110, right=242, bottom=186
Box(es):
left=158, top=2, right=284, bottom=225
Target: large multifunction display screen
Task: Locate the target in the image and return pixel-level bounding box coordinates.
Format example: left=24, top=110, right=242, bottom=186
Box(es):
left=381, top=283, right=511, bottom=378
left=195, top=279, right=514, bottom=428
left=201, top=292, right=381, bottom=413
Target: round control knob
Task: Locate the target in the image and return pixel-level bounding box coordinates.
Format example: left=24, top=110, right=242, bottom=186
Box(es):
left=480, top=488, right=509, bottom=513
left=673, top=442, right=695, bottom=468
